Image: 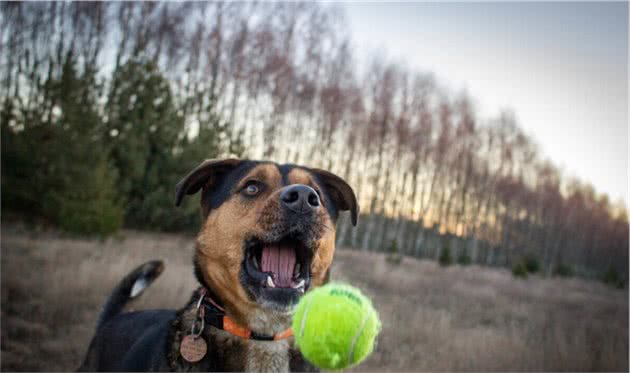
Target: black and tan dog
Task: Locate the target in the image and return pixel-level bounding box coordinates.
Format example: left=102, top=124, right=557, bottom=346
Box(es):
left=79, top=159, right=358, bottom=372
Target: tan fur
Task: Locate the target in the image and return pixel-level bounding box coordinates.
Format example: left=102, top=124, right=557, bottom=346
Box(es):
left=191, top=163, right=339, bottom=371
left=310, top=230, right=336, bottom=287
left=247, top=307, right=293, bottom=335
left=287, top=168, right=336, bottom=287
left=194, top=164, right=336, bottom=324
left=195, top=164, right=283, bottom=326
left=286, top=168, right=313, bottom=186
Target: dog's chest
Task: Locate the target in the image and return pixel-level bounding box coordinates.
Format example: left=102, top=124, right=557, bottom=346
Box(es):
left=244, top=339, right=290, bottom=372
left=170, top=306, right=297, bottom=372
left=209, top=329, right=291, bottom=372
left=170, top=330, right=291, bottom=372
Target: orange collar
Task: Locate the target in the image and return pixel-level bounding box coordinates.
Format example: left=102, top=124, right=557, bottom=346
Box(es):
left=222, top=316, right=294, bottom=341
left=197, top=288, right=294, bottom=341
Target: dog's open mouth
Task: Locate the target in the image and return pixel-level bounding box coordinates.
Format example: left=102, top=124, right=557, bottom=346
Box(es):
left=243, top=236, right=312, bottom=298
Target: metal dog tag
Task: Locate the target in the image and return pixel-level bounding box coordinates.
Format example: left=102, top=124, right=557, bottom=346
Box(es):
left=180, top=335, right=207, bottom=363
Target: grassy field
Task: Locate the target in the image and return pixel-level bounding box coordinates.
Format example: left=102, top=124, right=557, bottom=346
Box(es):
left=1, top=224, right=627, bottom=372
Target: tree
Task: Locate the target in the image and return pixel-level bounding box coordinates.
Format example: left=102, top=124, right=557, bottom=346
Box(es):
left=2, top=53, right=123, bottom=235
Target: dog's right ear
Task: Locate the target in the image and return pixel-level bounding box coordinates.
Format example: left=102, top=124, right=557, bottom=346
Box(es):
left=175, top=158, right=242, bottom=208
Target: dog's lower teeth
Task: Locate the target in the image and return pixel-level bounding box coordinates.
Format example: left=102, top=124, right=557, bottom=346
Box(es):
left=266, top=276, right=275, bottom=288
left=293, top=279, right=305, bottom=289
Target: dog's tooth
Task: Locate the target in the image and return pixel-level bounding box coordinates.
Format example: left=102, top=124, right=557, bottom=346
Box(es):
left=293, top=263, right=300, bottom=276
left=293, top=279, right=305, bottom=289
left=266, top=275, right=275, bottom=288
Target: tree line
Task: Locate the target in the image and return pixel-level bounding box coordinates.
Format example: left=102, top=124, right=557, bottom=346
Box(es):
left=1, top=2, right=627, bottom=281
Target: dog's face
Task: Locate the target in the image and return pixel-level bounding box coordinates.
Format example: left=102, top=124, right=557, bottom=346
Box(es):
left=175, top=159, right=358, bottom=322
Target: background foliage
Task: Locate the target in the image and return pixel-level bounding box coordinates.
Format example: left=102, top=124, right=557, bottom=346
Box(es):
left=1, top=2, right=627, bottom=282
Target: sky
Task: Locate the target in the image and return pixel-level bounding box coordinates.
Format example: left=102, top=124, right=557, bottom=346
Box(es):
left=344, top=1, right=628, bottom=206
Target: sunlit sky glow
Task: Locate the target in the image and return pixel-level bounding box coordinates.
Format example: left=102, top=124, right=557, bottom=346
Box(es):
left=344, top=1, right=628, bottom=206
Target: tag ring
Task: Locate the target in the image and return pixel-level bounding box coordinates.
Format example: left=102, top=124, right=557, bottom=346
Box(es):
left=190, top=293, right=205, bottom=337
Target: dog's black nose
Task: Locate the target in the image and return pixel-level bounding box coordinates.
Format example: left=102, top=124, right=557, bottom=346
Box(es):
left=280, top=184, right=320, bottom=214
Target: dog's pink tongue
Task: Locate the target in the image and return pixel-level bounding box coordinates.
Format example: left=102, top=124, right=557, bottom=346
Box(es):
left=261, top=245, right=296, bottom=287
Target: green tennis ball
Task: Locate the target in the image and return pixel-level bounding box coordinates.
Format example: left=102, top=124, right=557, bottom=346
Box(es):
left=292, top=282, right=381, bottom=370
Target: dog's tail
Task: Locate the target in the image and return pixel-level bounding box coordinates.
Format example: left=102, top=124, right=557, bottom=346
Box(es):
left=96, top=260, right=165, bottom=330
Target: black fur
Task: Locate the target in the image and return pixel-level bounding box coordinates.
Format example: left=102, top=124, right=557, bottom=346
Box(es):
left=277, top=163, right=342, bottom=223
left=202, top=160, right=259, bottom=212
left=81, top=159, right=359, bottom=372
left=79, top=273, right=316, bottom=372
left=79, top=310, right=175, bottom=371
left=78, top=260, right=170, bottom=371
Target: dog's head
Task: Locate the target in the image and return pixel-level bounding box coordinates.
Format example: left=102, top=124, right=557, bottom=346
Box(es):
left=175, top=159, right=358, bottom=325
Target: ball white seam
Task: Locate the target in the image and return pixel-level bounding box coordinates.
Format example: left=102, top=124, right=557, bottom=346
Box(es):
left=299, top=293, right=315, bottom=340
left=348, top=306, right=372, bottom=366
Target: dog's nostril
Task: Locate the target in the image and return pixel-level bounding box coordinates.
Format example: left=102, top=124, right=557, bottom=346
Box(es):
left=307, top=192, right=319, bottom=207
left=283, top=191, right=299, bottom=203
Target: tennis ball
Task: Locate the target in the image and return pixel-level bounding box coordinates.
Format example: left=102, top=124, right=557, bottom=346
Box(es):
left=292, top=282, right=381, bottom=370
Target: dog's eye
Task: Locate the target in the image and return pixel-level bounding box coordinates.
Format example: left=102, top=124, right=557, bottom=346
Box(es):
left=242, top=182, right=261, bottom=196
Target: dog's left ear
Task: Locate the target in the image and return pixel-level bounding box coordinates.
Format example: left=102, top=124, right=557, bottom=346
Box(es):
left=310, top=168, right=359, bottom=226
left=175, top=158, right=242, bottom=210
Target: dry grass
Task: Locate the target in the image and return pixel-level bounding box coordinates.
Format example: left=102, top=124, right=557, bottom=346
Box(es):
left=1, top=224, right=627, bottom=372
